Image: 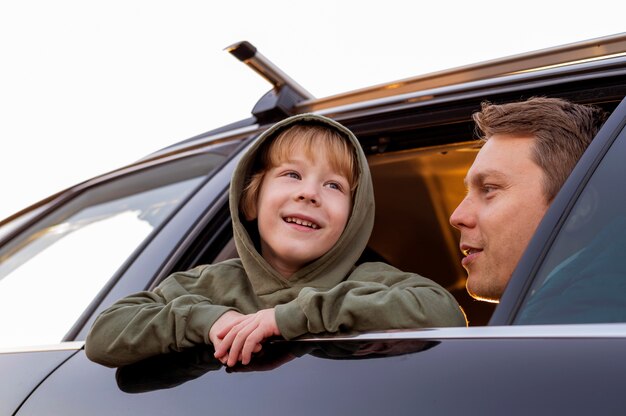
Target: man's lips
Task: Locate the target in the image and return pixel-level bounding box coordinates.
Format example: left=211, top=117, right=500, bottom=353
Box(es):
left=460, top=244, right=482, bottom=267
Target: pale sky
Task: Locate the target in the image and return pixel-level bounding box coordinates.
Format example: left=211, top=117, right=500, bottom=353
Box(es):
left=1, top=0, right=624, bottom=221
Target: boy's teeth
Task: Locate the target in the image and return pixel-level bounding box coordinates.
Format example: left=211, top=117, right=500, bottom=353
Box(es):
left=285, top=217, right=318, bottom=229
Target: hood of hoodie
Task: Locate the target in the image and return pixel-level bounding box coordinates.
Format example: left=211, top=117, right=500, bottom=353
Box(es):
left=229, top=113, right=375, bottom=296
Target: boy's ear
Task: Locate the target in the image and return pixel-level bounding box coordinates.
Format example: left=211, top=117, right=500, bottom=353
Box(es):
left=241, top=171, right=263, bottom=222
left=239, top=186, right=257, bottom=221
left=244, top=205, right=257, bottom=221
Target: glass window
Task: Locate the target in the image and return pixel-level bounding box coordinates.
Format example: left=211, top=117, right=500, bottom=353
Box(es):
left=515, top=126, right=626, bottom=325
left=0, top=149, right=232, bottom=348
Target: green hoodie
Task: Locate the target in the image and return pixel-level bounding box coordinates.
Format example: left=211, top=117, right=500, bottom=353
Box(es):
left=85, top=114, right=466, bottom=367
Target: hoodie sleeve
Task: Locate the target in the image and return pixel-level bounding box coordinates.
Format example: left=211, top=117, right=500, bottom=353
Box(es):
left=274, top=262, right=467, bottom=340
left=85, top=265, right=239, bottom=367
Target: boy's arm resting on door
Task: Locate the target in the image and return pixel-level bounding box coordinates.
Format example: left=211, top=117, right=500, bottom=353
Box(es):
left=85, top=266, right=237, bottom=367
left=275, top=262, right=467, bottom=340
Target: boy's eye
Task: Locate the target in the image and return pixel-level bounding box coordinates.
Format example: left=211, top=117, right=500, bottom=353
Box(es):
left=325, top=182, right=343, bottom=191
left=285, top=171, right=301, bottom=179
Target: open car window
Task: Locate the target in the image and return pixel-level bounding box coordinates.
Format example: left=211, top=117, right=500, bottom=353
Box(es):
left=365, top=139, right=495, bottom=326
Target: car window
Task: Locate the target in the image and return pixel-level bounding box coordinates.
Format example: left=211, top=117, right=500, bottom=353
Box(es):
left=0, top=150, right=231, bottom=348
left=366, top=140, right=495, bottom=326
left=515, top=124, right=626, bottom=325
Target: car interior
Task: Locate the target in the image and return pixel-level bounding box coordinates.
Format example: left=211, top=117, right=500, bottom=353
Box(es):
left=166, top=92, right=624, bottom=328
left=365, top=140, right=494, bottom=325
left=178, top=121, right=496, bottom=326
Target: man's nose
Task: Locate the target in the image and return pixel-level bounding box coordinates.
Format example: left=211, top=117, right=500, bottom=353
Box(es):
left=449, top=196, right=474, bottom=230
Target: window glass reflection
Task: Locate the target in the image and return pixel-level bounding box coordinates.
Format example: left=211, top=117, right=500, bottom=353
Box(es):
left=0, top=150, right=229, bottom=347
left=516, top=126, right=626, bottom=325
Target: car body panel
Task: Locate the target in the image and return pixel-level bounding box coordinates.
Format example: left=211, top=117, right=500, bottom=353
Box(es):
left=16, top=327, right=626, bottom=415
left=0, top=346, right=80, bottom=416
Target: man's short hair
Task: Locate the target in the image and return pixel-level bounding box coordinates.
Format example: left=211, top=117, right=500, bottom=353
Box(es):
left=473, top=97, right=608, bottom=201
left=240, top=123, right=359, bottom=220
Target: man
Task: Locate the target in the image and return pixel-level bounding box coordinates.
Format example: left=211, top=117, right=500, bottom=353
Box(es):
left=449, top=97, right=607, bottom=303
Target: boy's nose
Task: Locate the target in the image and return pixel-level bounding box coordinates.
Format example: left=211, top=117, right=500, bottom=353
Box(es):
left=296, top=190, right=320, bottom=206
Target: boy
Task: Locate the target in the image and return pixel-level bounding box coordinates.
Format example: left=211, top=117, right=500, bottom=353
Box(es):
left=85, top=114, right=466, bottom=368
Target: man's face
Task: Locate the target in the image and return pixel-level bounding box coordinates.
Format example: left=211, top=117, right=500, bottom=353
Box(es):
left=254, top=153, right=352, bottom=278
left=449, top=135, right=550, bottom=302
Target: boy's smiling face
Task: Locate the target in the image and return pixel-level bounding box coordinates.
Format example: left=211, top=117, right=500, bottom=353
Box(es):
left=255, top=153, right=352, bottom=278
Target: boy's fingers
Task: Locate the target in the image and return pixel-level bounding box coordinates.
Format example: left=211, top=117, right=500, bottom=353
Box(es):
left=214, top=321, right=244, bottom=358
left=212, top=338, right=224, bottom=358
left=213, top=342, right=223, bottom=358
left=215, top=310, right=274, bottom=366
left=226, top=323, right=255, bottom=367
left=215, top=314, right=247, bottom=338
left=213, top=330, right=233, bottom=357
left=233, top=341, right=262, bottom=366
left=241, top=329, right=265, bottom=365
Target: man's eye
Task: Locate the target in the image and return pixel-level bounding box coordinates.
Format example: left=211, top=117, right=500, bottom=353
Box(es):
left=482, top=185, right=498, bottom=194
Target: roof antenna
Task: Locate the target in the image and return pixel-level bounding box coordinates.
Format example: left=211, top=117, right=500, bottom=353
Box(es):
left=226, top=41, right=314, bottom=123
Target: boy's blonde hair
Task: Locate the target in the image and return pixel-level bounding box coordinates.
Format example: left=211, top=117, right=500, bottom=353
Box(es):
left=240, top=123, right=359, bottom=220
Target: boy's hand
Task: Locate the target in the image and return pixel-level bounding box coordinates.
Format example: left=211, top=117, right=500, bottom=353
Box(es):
left=213, top=308, right=281, bottom=367
left=209, top=310, right=247, bottom=354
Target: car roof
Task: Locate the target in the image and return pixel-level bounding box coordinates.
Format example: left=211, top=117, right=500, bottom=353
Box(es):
left=151, top=32, right=626, bottom=157
left=299, top=32, right=626, bottom=112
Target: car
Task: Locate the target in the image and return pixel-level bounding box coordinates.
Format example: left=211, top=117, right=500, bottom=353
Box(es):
left=2, top=33, right=626, bottom=415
